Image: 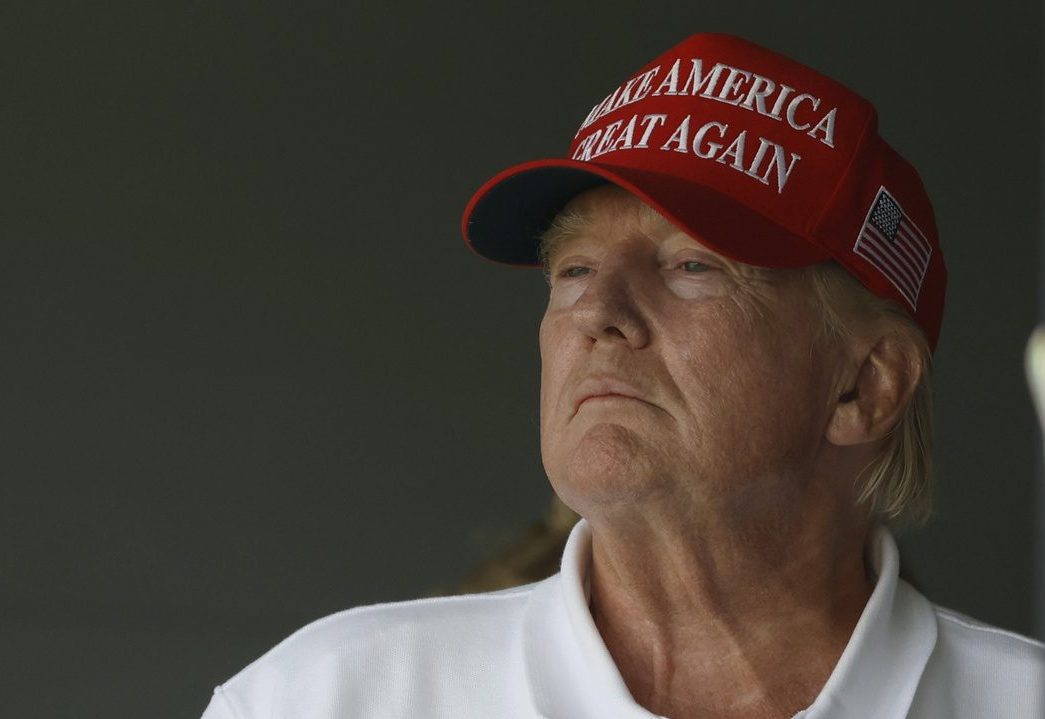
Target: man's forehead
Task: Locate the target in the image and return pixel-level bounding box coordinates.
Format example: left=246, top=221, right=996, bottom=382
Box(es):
left=559, top=185, right=669, bottom=230
left=543, top=185, right=734, bottom=265
left=544, top=186, right=683, bottom=255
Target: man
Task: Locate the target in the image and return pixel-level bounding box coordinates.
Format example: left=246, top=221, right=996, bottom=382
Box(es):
left=201, top=33, right=1043, bottom=718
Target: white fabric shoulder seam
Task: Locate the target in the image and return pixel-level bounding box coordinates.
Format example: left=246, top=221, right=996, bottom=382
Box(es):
left=220, top=581, right=542, bottom=681
left=323, top=581, right=539, bottom=622
left=934, top=607, right=1045, bottom=649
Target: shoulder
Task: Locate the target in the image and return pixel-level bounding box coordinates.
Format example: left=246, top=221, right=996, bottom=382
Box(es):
left=910, top=603, right=1044, bottom=717
left=203, top=582, right=542, bottom=718
left=230, top=581, right=539, bottom=680
left=932, top=604, right=1044, bottom=670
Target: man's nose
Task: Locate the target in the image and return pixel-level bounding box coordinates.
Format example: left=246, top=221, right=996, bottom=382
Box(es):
left=570, top=265, right=651, bottom=349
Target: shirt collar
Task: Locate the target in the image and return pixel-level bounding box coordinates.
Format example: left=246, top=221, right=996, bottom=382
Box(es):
left=523, top=518, right=937, bottom=719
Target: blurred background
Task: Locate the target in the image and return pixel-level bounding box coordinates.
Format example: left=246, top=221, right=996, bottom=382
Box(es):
left=0, top=1, right=1041, bottom=716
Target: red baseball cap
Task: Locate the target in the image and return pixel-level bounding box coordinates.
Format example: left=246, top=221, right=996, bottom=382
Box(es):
left=461, top=33, right=946, bottom=351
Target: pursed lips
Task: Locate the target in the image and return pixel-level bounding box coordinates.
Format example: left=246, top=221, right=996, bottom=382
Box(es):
left=571, top=376, right=656, bottom=417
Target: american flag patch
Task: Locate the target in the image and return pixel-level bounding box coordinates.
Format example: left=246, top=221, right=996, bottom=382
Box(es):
left=853, top=187, right=932, bottom=309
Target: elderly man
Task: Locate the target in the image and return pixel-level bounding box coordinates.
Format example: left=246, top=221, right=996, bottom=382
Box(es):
left=201, top=33, right=1043, bottom=719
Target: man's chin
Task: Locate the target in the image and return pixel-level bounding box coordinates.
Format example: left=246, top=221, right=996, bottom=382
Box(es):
left=547, top=424, right=672, bottom=511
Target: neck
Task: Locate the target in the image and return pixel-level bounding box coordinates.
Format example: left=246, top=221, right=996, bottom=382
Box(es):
left=586, top=502, right=874, bottom=719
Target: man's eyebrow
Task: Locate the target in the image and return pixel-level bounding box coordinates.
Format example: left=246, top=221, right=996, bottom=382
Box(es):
left=538, top=209, right=588, bottom=267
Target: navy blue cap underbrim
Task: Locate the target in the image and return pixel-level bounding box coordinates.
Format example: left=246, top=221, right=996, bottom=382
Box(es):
left=461, top=158, right=828, bottom=269
left=462, top=163, right=610, bottom=266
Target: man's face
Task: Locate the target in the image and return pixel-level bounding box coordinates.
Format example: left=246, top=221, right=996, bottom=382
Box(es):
left=538, top=185, right=848, bottom=523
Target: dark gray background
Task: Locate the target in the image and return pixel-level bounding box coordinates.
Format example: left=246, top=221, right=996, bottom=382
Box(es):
left=0, top=2, right=1041, bottom=717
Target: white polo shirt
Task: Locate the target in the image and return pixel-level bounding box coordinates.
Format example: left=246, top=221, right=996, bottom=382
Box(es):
left=201, top=520, right=1044, bottom=718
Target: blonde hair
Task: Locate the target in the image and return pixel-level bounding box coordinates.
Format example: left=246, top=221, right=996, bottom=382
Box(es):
left=807, top=262, right=934, bottom=526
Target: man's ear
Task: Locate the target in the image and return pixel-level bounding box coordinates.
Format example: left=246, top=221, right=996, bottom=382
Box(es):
left=826, top=333, right=924, bottom=447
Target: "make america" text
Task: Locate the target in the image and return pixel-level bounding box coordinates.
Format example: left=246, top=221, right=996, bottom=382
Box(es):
left=570, top=57, right=841, bottom=194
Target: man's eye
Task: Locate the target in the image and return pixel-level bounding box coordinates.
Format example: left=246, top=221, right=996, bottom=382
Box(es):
left=560, top=265, right=591, bottom=278
left=676, top=260, right=711, bottom=273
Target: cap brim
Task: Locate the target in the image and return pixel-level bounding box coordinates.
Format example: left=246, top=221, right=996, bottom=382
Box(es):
left=461, top=158, right=831, bottom=269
